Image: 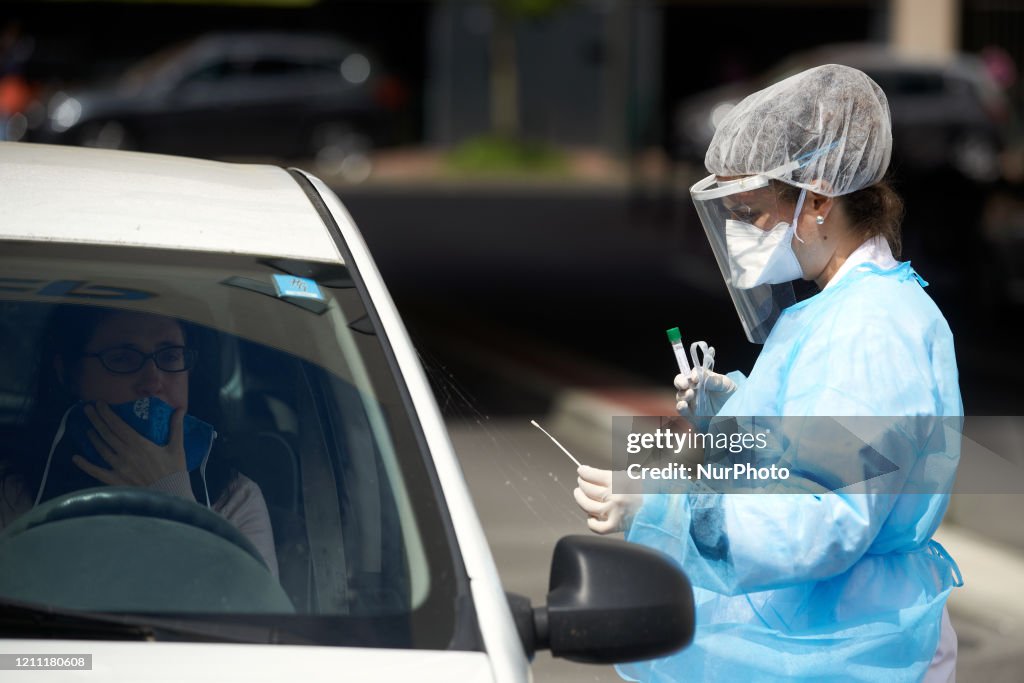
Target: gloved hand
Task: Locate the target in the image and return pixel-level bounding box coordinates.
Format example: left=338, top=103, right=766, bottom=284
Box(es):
left=675, top=367, right=737, bottom=418
left=573, top=465, right=643, bottom=534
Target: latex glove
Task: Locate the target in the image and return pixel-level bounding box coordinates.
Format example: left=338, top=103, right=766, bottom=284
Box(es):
left=675, top=367, right=737, bottom=418
left=72, top=401, right=187, bottom=487
left=573, top=465, right=643, bottom=534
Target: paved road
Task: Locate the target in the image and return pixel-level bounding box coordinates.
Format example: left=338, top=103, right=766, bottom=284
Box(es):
left=445, top=404, right=1024, bottom=683
left=445, top=417, right=621, bottom=683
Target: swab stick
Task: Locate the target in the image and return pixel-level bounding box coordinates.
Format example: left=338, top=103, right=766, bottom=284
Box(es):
left=531, top=419, right=583, bottom=467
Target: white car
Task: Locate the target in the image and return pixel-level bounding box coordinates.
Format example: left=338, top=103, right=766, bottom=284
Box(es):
left=0, top=142, right=692, bottom=682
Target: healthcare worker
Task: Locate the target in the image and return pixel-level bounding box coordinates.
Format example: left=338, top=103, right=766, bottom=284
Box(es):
left=574, top=64, right=962, bottom=682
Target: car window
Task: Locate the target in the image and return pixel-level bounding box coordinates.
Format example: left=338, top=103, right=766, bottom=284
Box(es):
left=180, top=59, right=240, bottom=85
left=0, top=242, right=468, bottom=650
left=181, top=57, right=341, bottom=86
left=249, top=57, right=339, bottom=78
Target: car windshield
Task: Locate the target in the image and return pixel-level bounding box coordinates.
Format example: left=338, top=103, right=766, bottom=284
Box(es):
left=0, top=241, right=466, bottom=650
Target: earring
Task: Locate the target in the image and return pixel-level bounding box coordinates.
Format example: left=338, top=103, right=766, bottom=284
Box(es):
left=816, top=215, right=825, bottom=225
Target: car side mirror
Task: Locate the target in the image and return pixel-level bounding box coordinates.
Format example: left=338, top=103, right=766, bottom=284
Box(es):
left=508, top=534, right=694, bottom=664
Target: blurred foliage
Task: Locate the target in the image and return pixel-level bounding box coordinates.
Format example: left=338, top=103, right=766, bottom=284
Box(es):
left=446, top=135, right=567, bottom=175
left=496, top=0, right=573, bottom=20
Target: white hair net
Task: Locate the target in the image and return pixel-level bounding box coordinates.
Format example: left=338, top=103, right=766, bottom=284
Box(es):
left=705, top=64, right=892, bottom=197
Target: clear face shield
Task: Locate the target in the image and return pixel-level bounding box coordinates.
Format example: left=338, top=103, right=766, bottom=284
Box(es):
left=690, top=173, right=808, bottom=344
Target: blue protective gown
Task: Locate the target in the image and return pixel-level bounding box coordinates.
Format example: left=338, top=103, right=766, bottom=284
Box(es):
left=619, top=262, right=963, bottom=682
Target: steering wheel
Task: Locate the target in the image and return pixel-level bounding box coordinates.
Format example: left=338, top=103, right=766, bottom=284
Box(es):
left=0, top=487, right=294, bottom=613
left=1, top=486, right=267, bottom=568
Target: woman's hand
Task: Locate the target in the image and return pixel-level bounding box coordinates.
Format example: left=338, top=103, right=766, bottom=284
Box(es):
left=72, top=401, right=187, bottom=487
left=574, top=465, right=643, bottom=534
left=675, top=368, right=737, bottom=417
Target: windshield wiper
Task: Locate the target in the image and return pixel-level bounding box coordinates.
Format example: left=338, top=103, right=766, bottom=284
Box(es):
left=0, top=598, right=243, bottom=643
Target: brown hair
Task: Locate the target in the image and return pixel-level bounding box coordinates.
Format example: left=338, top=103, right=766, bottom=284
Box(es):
left=772, top=179, right=905, bottom=258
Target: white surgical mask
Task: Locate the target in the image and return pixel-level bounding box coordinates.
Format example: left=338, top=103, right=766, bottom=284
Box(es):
left=725, top=219, right=804, bottom=289
left=724, top=187, right=808, bottom=290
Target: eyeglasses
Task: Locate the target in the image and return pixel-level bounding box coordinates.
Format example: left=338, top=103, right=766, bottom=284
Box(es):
left=82, top=346, right=198, bottom=374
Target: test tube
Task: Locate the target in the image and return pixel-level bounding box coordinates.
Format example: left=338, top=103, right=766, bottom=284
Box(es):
left=666, top=327, right=691, bottom=375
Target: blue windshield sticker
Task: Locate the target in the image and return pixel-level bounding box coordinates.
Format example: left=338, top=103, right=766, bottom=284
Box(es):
left=272, top=274, right=324, bottom=302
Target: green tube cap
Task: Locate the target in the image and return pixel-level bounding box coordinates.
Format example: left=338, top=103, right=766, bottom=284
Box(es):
left=666, top=327, right=682, bottom=343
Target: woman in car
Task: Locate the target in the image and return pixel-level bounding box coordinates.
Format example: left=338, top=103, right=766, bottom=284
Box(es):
left=0, top=305, right=278, bottom=577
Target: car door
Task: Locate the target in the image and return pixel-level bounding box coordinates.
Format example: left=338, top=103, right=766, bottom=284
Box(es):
left=145, top=57, right=282, bottom=158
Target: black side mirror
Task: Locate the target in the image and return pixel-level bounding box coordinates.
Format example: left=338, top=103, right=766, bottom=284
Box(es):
left=509, top=534, right=694, bottom=664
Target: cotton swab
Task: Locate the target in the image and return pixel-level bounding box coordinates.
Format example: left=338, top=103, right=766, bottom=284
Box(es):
left=531, top=419, right=583, bottom=467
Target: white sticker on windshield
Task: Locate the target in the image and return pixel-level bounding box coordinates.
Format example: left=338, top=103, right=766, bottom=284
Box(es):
left=272, top=274, right=324, bottom=302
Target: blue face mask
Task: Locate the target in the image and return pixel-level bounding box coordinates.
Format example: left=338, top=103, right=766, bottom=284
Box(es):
left=67, top=396, right=216, bottom=472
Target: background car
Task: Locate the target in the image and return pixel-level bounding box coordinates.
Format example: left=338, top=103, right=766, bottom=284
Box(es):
left=27, top=31, right=412, bottom=182
left=673, top=43, right=1014, bottom=184
left=0, top=142, right=692, bottom=681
